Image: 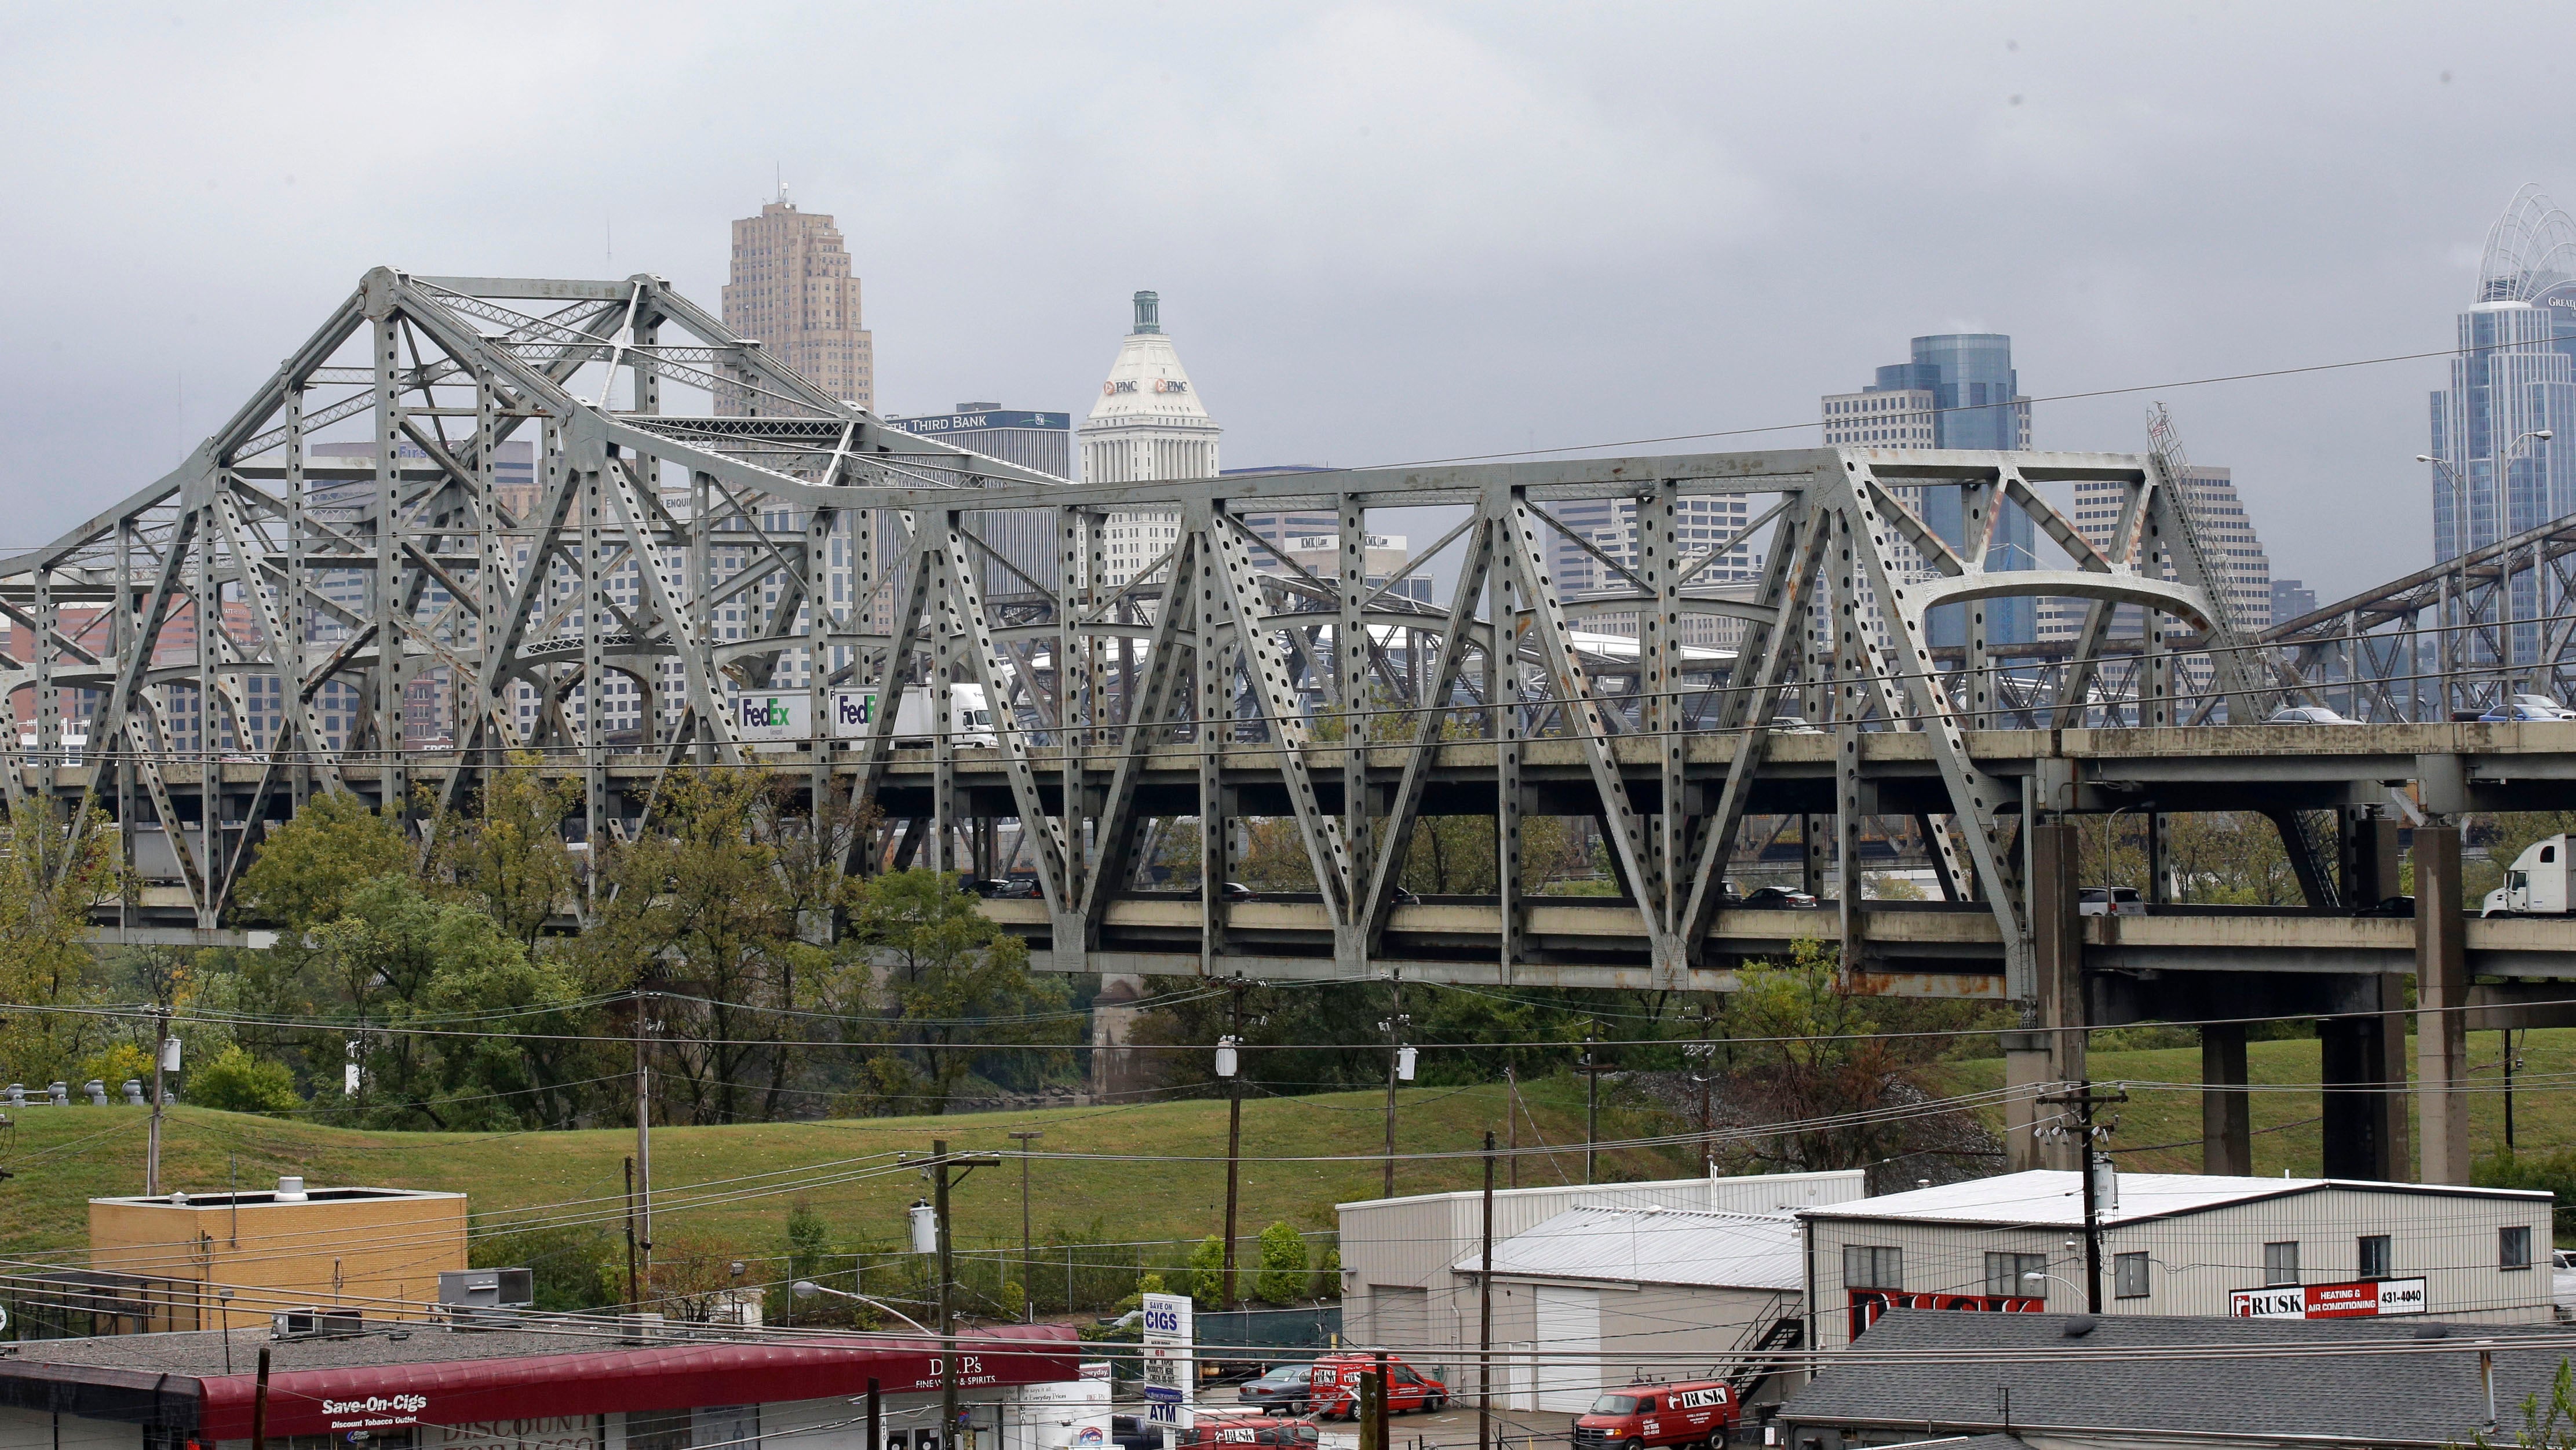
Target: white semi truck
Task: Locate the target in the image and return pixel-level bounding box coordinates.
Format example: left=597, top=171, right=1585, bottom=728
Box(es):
left=728, top=683, right=997, bottom=749
left=2484, top=834, right=2575, bottom=916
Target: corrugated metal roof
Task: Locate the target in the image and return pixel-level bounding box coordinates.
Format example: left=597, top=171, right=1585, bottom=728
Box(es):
left=1452, top=1205, right=1803, bottom=1291
left=1795, top=1170, right=2546, bottom=1229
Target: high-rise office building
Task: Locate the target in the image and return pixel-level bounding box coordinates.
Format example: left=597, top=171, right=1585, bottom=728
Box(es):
left=885, top=406, right=1074, bottom=479
left=2045, top=465, right=2272, bottom=640
left=1822, top=333, right=2037, bottom=644
left=2271, top=577, right=2318, bottom=626
left=721, top=191, right=874, bottom=411
left=885, top=406, right=1074, bottom=599
left=1081, top=292, right=1214, bottom=586
left=2432, top=187, right=2576, bottom=569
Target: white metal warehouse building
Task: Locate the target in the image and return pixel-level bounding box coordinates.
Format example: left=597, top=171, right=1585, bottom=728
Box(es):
left=1798, top=1170, right=2556, bottom=1351
left=1336, top=1170, right=1862, bottom=1407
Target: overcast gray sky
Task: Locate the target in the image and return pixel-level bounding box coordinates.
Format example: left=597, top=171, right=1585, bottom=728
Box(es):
left=1, top=2, right=2564, bottom=603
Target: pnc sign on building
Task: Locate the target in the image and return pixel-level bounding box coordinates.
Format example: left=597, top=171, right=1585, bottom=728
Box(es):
left=2230, top=1276, right=2427, bottom=1319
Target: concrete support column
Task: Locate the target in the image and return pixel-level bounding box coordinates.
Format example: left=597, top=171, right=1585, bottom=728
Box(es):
left=2029, top=822, right=2085, bottom=1170
left=2201, top=1021, right=2251, bottom=1176
left=2414, top=826, right=2471, bottom=1185
left=2319, top=1012, right=2399, bottom=1181
left=1999, top=1029, right=2055, bottom=1174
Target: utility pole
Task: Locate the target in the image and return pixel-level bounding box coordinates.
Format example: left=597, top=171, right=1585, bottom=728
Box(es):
left=1219, top=977, right=1249, bottom=1307
left=2038, top=1082, right=2129, bottom=1314
left=1477, top=1131, right=1495, bottom=1450
left=1378, top=979, right=1410, bottom=1198
left=1574, top=1021, right=1610, bottom=1185
left=1008, top=1130, right=1042, bottom=1321
left=1687, top=1002, right=1717, bottom=1174
left=2505, top=1028, right=2523, bottom=1150
left=931, top=1138, right=1003, bottom=1450
left=623, top=1157, right=640, bottom=1306
left=1505, top=1065, right=1520, bottom=1189
left=635, top=996, right=656, bottom=1292
left=147, top=1007, right=170, bottom=1197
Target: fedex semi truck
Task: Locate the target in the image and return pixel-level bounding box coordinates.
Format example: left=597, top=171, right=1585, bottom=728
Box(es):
left=727, top=684, right=997, bottom=749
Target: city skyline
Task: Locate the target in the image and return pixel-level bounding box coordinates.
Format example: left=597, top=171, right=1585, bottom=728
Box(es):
left=12, top=8, right=2576, bottom=609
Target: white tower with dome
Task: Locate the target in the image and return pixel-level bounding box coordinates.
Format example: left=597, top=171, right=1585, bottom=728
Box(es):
left=1080, top=292, right=1216, bottom=585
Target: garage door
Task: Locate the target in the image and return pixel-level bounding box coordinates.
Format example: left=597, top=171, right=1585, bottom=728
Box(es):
left=1534, top=1286, right=1600, bottom=1413
left=1370, top=1284, right=1429, bottom=1353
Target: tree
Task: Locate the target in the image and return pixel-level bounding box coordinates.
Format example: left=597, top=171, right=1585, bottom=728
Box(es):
left=1721, top=941, right=1942, bottom=1174
left=583, top=769, right=798, bottom=1124
left=0, top=802, right=125, bottom=1085
left=428, top=753, right=579, bottom=950
left=189, top=1046, right=302, bottom=1114
left=1253, top=1221, right=1311, bottom=1304
left=319, top=874, right=587, bottom=1130
left=834, top=869, right=1077, bottom=1114
left=236, top=792, right=408, bottom=931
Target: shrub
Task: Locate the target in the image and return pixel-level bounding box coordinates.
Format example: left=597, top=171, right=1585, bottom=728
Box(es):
left=1254, top=1222, right=1310, bottom=1304
left=1188, top=1234, right=1225, bottom=1307
left=188, top=1047, right=301, bottom=1114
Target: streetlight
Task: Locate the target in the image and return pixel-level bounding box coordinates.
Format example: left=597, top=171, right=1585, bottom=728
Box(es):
left=2102, top=799, right=2155, bottom=913
left=2021, top=1269, right=2088, bottom=1302
left=792, top=1280, right=940, bottom=1336
left=2411, top=427, right=2555, bottom=559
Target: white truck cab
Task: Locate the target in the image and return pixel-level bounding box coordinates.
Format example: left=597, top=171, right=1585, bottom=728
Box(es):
left=2484, top=834, right=2573, bottom=917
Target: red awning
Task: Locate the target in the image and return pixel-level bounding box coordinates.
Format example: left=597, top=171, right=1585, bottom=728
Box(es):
left=195, top=1325, right=1081, bottom=1440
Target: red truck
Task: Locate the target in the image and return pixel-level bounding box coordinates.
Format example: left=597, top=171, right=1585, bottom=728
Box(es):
left=1571, top=1380, right=1738, bottom=1450
left=1305, top=1351, right=1448, bottom=1419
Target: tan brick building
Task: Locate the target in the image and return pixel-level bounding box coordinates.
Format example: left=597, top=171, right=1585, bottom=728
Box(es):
left=82, top=1178, right=467, bottom=1332
left=721, top=191, right=874, bottom=411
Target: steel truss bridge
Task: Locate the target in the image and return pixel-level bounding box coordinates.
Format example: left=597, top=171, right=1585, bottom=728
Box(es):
left=4, top=269, right=2572, bottom=1185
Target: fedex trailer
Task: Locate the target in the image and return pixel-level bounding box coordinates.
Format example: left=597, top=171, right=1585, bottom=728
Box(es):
left=731, top=685, right=997, bottom=749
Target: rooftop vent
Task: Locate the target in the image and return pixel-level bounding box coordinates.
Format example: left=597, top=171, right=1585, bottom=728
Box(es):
left=275, top=1176, right=308, bottom=1203
left=273, top=1308, right=363, bottom=1339
left=438, top=1268, right=534, bottom=1329
left=2061, top=1314, right=2097, bottom=1338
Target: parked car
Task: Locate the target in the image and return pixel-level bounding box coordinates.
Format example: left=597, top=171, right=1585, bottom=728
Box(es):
left=1573, top=1380, right=1739, bottom=1450
left=1307, top=1351, right=1447, bottom=1419
left=1110, top=1417, right=1164, bottom=1450
left=2266, top=705, right=2358, bottom=724
left=2554, top=1249, right=2576, bottom=1324
left=2078, top=886, right=2146, bottom=917
left=1236, top=1364, right=1319, bottom=1413
left=1739, top=886, right=1819, bottom=909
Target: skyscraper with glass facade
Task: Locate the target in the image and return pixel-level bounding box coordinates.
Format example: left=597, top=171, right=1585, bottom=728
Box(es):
left=2431, top=187, right=2576, bottom=566
left=1821, top=333, right=2035, bottom=644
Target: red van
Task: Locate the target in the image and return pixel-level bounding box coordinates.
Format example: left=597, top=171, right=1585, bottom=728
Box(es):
left=1306, top=1351, right=1448, bottom=1419
left=1170, top=1419, right=1322, bottom=1450
left=1572, top=1380, right=1737, bottom=1450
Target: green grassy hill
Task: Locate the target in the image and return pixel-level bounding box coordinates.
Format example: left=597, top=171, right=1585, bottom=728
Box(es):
left=0, top=1076, right=1691, bottom=1266
left=1938, top=1026, right=2576, bottom=1177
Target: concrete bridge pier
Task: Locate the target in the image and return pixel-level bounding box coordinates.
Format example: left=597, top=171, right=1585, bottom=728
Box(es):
left=2414, top=826, right=2471, bottom=1185
left=2201, top=1022, right=2252, bottom=1175
left=2003, top=823, right=2086, bottom=1173
left=2319, top=982, right=2407, bottom=1181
